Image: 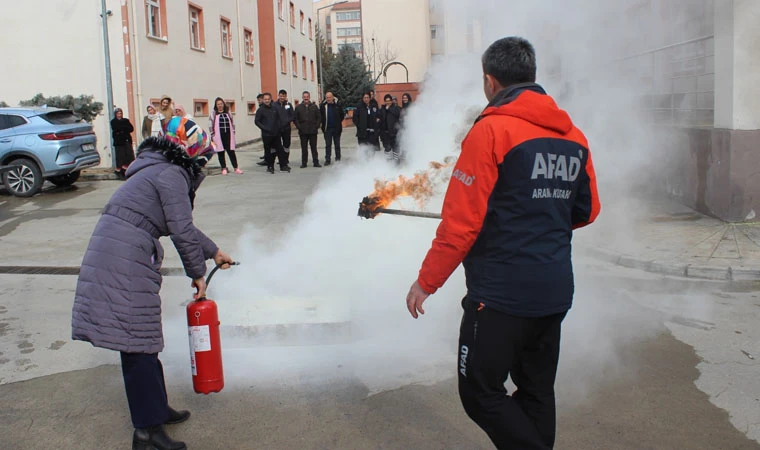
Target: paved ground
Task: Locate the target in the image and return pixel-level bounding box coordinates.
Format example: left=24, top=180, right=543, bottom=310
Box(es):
left=1, top=136, right=759, bottom=449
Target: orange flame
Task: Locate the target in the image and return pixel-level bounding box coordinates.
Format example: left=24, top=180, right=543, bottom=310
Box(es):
left=359, top=158, right=457, bottom=218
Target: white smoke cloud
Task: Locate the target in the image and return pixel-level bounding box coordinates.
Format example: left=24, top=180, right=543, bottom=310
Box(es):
left=159, top=0, right=708, bottom=401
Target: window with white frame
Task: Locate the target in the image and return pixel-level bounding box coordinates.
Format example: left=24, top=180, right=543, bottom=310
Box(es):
left=337, top=27, right=361, bottom=37
left=300, top=11, right=305, bottom=34
left=146, top=0, right=162, bottom=38
left=244, top=28, right=254, bottom=64
left=278, top=0, right=284, bottom=20
left=221, top=17, right=232, bottom=58
left=338, top=42, right=362, bottom=53
left=189, top=5, right=204, bottom=50
left=336, top=11, right=360, bottom=21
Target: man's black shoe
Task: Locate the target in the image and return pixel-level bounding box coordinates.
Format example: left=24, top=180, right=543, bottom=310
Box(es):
left=132, top=426, right=186, bottom=450
left=267, top=166, right=275, bottom=174
left=335, top=157, right=341, bottom=161
left=324, top=160, right=331, bottom=166
left=257, top=160, right=267, bottom=166
left=259, top=155, right=265, bottom=160
left=165, top=407, right=190, bottom=425
left=313, top=162, right=322, bottom=168
left=280, top=165, right=291, bottom=173
left=300, top=164, right=308, bottom=168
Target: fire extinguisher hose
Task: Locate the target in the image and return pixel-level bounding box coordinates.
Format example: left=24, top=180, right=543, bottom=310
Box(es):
left=205, top=261, right=240, bottom=288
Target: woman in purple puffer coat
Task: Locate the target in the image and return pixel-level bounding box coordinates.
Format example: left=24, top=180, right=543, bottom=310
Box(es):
left=71, top=117, right=234, bottom=450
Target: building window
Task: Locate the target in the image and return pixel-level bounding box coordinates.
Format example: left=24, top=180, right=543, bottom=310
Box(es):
left=308, top=18, right=313, bottom=39
left=247, top=102, right=257, bottom=115
left=290, top=2, right=295, bottom=28
left=292, top=51, right=298, bottom=77
left=338, top=42, right=362, bottom=53
left=146, top=0, right=167, bottom=40
left=280, top=46, right=287, bottom=74
left=302, top=56, right=307, bottom=80
left=277, top=0, right=284, bottom=20
left=336, top=11, right=360, bottom=21
left=221, top=17, right=232, bottom=58
left=244, top=28, right=254, bottom=64
left=225, top=100, right=236, bottom=114
left=194, top=99, right=209, bottom=116
left=300, top=11, right=305, bottom=34
left=310, top=59, right=315, bottom=81
left=189, top=4, right=205, bottom=50
left=337, top=27, right=361, bottom=37
left=431, top=25, right=439, bottom=40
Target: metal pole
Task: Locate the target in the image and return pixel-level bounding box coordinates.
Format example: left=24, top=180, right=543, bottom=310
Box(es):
left=100, top=0, right=116, bottom=169
left=317, top=20, right=324, bottom=101
left=375, top=208, right=441, bottom=219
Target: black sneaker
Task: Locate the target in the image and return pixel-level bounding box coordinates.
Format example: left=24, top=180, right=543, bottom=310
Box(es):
left=300, top=164, right=308, bottom=168
left=313, top=162, right=322, bottom=168
left=325, top=160, right=331, bottom=166
left=257, top=160, right=267, bottom=166
left=267, top=166, right=275, bottom=174
left=280, top=165, right=291, bottom=173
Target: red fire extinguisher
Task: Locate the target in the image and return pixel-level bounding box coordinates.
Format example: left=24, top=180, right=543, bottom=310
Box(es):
left=186, top=262, right=238, bottom=395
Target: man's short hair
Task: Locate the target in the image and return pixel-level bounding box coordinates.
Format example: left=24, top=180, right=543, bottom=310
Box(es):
left=482, top=37, right=536, bottom=87
left=279, top=89, right=287, bottom=95
left=256, top=93, right=264, bottom=99
left=384, top=94, right=393, bottom=101
left=262, top=92, right=272, bottom=98
left=303, top=91, right=310, bottom=96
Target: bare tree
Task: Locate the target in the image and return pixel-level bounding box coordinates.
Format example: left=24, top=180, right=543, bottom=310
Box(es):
left=364, top=32, right=398, bottom=82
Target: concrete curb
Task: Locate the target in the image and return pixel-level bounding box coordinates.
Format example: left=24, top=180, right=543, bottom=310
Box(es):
left=581, top=246, right=760, bottom=281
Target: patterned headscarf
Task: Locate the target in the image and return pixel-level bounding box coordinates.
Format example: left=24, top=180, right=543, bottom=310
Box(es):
left=164, top=116, right=213, bottom=159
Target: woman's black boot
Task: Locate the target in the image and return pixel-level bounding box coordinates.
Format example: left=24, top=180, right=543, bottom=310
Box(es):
left=132, top=425, right=187, bottom=450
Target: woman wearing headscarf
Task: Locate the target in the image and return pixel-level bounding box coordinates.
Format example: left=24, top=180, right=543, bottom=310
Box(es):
left=141, top=105, right=164, bottom=141
left=173, top=104, right=193, bottom=120
left=209, top=97, right=241, bottom=175
left=72, top=116, right=233, bottom=450
left=111, top=108, right=135, bottom=180
left=158, top=95, right=174, bottom=130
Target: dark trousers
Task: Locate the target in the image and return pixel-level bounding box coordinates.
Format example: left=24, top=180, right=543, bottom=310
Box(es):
left=381, top=133, right=397, bottom=153
left=458, top=298, right=566, bottom=450
left=217, top=149, right=238, bottom=169
left=300, top=133, right=319, bottom=165
left=358, top=132, right=380, bottom=150
left=120, top=352, right=169, bottom=429
left=279, top=128, right=292, bottom=150
left=324, top=128, right=342, bottom=161
left=263, top=136, right=288, bottom=168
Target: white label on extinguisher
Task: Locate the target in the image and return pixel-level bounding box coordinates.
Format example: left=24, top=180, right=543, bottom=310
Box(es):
left=189, top=325, right=212, bottom=352
left=189, top=334, right=197, bottom=376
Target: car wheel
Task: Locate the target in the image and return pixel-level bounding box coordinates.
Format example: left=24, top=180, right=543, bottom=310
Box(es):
left=3, top=158, right=43, bottom=197
left=48, top=170, right=81, bottom=187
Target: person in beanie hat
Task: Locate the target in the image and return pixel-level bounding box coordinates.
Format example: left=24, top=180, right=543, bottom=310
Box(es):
left=72, top=117, right=232, bottom=450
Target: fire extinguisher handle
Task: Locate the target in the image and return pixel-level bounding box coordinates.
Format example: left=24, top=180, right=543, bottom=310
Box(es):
left=204, top=261, right=240, bottom=287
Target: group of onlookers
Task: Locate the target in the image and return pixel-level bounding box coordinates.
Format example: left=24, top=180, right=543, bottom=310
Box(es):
left=111, top=89, right=414, bottom=178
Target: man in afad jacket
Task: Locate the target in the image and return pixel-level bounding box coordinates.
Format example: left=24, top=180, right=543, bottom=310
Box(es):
left=405, top=37, right=600, bottom=450
left=320, top=91, right=345, bottom=165
left=294, top=91, right=322, bottom=168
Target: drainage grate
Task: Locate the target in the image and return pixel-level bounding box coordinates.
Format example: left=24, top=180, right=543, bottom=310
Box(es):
left=0, top=266, right=186, bottom=276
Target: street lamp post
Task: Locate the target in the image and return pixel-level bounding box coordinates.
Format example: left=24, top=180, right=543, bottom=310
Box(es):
left=317, top=0, right=348, bottom=101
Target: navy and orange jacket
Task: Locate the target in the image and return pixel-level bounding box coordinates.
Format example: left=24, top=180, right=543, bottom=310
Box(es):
left=417, top=84, right=600, bottom=317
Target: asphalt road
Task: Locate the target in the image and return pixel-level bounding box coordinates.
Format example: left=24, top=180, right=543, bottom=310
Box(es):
left=0, top=140, right=758, bottom=449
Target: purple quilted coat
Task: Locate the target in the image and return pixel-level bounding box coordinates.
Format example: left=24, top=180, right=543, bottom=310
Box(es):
left=72, top=138, right=218, bottom=354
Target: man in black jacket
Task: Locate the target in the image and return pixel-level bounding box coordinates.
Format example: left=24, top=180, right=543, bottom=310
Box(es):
left=352, top=92, right=380, bottom=151
left=294, top=91, right=322, bottom=168
left=276, top=89, right=295, bottom=162
left=320, top=91, right=345, bottom=165
left=379, top=93, right=401, bottom=162
left=254, top=93, right=290, bottom=174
